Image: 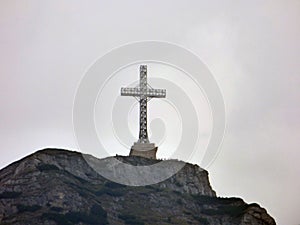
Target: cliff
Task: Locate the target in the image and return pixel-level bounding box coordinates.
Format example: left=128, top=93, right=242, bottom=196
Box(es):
left=0, top=148, right=276, bottom=225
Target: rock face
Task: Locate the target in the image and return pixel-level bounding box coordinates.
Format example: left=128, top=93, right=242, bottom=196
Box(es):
left=0, top=148, right=276, bottom=225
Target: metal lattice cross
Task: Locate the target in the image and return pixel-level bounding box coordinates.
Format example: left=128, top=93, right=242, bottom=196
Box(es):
left=121, top=65, right=166, bottom=144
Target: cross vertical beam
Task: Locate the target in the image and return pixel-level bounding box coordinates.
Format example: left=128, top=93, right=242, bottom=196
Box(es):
left=139, top=65, right=149, bottom=144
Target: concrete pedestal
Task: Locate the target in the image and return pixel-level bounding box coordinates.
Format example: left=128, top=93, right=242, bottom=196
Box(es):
left=129, top=142, right=157, bottom=159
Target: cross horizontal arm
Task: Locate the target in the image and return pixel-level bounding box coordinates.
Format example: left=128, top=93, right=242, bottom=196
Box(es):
left=121, top=87, right=166, bottom=98
left=121, top=87, right=141, bottom=97
left=146, top=89, right=166, bottom=98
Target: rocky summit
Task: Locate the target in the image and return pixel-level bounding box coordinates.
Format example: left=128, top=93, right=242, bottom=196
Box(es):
left=0, top=149, right=275, bottom=225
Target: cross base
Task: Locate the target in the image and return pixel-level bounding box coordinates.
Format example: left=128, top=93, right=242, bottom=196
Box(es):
left=130, top=143, right=157, bottom=159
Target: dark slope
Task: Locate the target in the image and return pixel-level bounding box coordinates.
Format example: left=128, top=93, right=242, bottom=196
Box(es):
left=0, top=149, right=276, bottom=225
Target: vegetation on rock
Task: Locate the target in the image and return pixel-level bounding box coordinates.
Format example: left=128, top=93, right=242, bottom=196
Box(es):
left=0, top=149, right=276, bottom=225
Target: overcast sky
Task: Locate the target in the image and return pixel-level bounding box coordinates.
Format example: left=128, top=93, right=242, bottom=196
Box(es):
left=0, top=1, right=299, bottom=224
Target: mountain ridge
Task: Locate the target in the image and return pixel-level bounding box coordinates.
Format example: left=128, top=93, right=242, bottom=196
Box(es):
left=0, top=148, right=276, bottom=225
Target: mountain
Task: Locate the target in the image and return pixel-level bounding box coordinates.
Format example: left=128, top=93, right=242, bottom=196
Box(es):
left=0, top=148, right=276, bottom=225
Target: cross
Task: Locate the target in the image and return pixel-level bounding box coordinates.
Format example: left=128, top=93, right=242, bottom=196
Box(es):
left=121, top=65, right=166, bottom=145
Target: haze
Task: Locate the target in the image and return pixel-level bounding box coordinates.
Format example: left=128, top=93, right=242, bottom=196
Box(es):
left=0, top=1, right=299, bottom=224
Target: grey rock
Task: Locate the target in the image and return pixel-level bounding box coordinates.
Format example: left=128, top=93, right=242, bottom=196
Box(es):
left=0, top=148, right=276, bottom=225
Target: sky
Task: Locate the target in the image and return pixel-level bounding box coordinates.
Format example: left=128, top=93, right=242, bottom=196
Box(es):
left=0, top=1, right=300, bottom=224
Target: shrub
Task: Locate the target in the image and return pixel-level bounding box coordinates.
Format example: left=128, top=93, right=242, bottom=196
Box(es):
left=176, top=199, right=183, bottom=205
left=183, top=210, right=192, bottom=215
left=202, top=204, right=248, bottom=217
left=50, top=206, right=63, bottom=212
left=42, top=204, right=108, bottom=225
left=95, top=187, right=125, bottom=197
left=104, top=181, right=126, bottom=189
left=0, top=191, right=22, bottom=199
left=17, top=204, right=41, bottom=213
left=65, top=208, right=108, bottom=225
left=193, top=195, right=243, bottom=206
left=193, top=195, right=219, bottom=205
left=193, top=216, right=209, bottom=225
left=174, top=181, right=183, bottom=187
left=90, top=204, right=107, bottom=218
left=36, top=164, right=59, bottom=172
left=42, top=213, right=71, bottom=225
left=218, top=204, right=249, bottom=217
left=144, top=185, right=161, bottom=192
left=118, top=213, right=145, bottom=225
